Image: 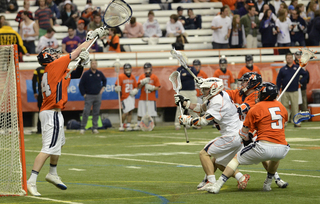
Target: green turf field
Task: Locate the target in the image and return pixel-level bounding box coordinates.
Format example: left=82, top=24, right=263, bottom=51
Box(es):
left=2, top=122, right=320, bottom=204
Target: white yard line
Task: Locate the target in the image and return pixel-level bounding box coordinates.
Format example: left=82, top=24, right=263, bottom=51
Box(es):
left=27, top=196, right=83, bottom=204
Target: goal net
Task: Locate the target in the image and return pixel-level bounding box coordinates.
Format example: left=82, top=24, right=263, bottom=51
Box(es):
left=0, top=45, right=27, bottom=196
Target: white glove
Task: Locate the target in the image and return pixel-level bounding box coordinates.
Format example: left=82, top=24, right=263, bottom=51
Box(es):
left=140, top=77, right=150, bottom=86
left=145, top=84, right=155, bottom=92
left=86, top=27, right=108, bottom=41
left=195, top=77, right=204, bottom=89
left=130, top=88, right=138, bottom=96
left=79, top=48, right=90, bottom=66
left=179, top=115, right=192, bottom=126
left=115, top=86, right=121, bottom=93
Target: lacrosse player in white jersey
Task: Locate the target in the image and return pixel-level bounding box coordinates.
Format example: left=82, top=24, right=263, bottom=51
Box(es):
left=175, top=77, right=250, bottom=191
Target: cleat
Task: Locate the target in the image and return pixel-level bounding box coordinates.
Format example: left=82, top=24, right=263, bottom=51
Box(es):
left=207, top=181, right=222, bottom=194
left=27, top=181, right=41, bottom=196
left=237, top=174, right=250, bottom=190
left=92, top=129, right=99, bottom=134
left=45, top=173, right=67, bottom=190
left=133, top=124, right=140, bottom=131
left=175, top=126, right=180, bottom=130
left=197, top=179, right=208, bottom=189
left=119, top=127, right=125, bottom=131
left=275, top=178, right=288, bottom=188
left=79, top=129, right=85, bottom=134
left=263, top=178, right=272, bottom=191
left=197, top=181, right=214, bottom=191
left=126, top=127, right=133, bottom=131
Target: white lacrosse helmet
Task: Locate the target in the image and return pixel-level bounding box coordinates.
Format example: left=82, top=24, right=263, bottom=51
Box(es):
left=200, top=77, right=224, bottom=101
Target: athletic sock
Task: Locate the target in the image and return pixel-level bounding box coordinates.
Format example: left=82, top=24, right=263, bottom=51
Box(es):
left=49, top=163, right=57, bottom=175
left=274, top=172, right=280, bottom=180
left=267, top=172, right=275, bottom=179
left=28, top=170, right=39, bottom=183
left=221, top=174, right=229, bottom=183
left=207, top=175, right=216, bottom=183
left=203, top=174, right=207, bottom=181
left=235, top=172, right=244, bottom=181
left=137, top=120, right=141, bottom=127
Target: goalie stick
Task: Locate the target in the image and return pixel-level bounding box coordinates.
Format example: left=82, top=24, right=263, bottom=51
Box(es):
left=65, top=0, right=132, bottom=79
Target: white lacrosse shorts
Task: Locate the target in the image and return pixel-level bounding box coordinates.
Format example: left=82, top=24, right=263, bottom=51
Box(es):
left=137, top=100, right=157, bottom=117
left=39, top=110, right=65, bottom=155
left=237, top=141, right=290, bottom=165
left=203, top=135, right=243, bottom=167
left=122, top=95, right=135, bottom=113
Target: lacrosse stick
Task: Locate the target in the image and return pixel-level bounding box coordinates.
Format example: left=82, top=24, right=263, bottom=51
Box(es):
left=114, top=61, right=123, bottom=129
left=170, top=49, right=201, bottom=84
left=293, top=112, right=320, bottom=124
left=277, top=48, right=317, bottom=101
left=169, top=71, right=189, bottom=143
left=141, top=87, right=155, bottom=131
left=65, top=0, right=132, bottom=79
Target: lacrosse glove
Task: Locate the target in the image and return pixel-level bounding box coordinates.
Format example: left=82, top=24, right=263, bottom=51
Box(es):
left=130, top=88, right=138, bottom=96
left=174, top=94, right=190, bottom=109
left=115, top=86, right=121, bottom=93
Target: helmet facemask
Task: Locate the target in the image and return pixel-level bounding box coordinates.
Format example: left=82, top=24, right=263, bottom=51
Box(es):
left=200, top=78, right=224, bottom=102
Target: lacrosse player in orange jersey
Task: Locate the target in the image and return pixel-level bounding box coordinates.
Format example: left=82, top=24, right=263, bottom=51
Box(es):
left=135, top=62, right=161, bottom=130
left=213, top=57, right=235, bottom=90
left=237, top=55, right=262, bottom=79
left=207, top=82, right=290, bottom=194
left=114, top=63, right=138, bottom=131
left=193, top=59, right=208, bottom=104
left=27, top=27, right=108, bottom=196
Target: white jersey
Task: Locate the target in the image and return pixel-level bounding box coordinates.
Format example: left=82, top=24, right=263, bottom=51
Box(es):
left=143, top=19, right=162, bottom=37
left=36, top=35, right=59, bottom=53
left=21, top=21, right=36, bottom=41
left=206, top=91, right=243, bottom=136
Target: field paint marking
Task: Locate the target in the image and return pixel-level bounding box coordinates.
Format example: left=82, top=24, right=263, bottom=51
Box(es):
left=27, top=196, right=83, bottom=204
left=292, top=160, right=308, bottom=163
left=286, top=138, right=320, bottom=142
left=128, top=141, right=208, bottom=147
left=126, top=166, right=142, bottom=169
left=69, top=168, right=86, bottom=171
left=241, top=170, right=320, bottom=179
left=95, top=152, right=197, bottom=157
left=137, top=135, right=209, bottom=140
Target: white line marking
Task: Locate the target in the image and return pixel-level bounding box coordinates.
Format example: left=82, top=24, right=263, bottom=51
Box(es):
left=128, top=141, right=207, bottom=147
left=126, top=166, right=142, bottom=169
left=286, top=138, right=320, bottom=142
left=96, top=152, right=197, bottom=157
left=240, top=170, right=320, bottom=178
left=137, top=135, right=209, bottom=140
left=69, top=168, right=86, bottom=171
left=292, top=160, right=308, bottom=163
left=27, top=196, right=83, bottom=204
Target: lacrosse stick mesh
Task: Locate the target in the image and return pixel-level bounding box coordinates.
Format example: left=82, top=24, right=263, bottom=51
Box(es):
left=140, top=117, right=154, bottom=132
left=293, top=112, right=311, bottom=124
left=104, top=0, right=132, bottom=27
left=169, top=71, right=182, bottom=93
left=299, top=48, right=317, bottom=67
left=113, top=61, right=121, bottom=73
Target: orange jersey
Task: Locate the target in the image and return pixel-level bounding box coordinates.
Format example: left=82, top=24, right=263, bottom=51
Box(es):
left=138, top=74, right=161, bottom=101
left=244, top=100, right=288, bottom=145
left=196, top=70, right=208, bottom=97
left=213, top=69, right=235, bottom=90
left=237, top=65, right=262, bottom=79
left=108, top=35, right=121, bottom=53
left=116, top=73, right=137, bottom=101
left=40, top=55, right=72, bottom=111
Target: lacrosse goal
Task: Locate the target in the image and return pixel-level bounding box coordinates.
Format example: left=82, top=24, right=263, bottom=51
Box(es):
left=0, top=45, right=27, bottom=196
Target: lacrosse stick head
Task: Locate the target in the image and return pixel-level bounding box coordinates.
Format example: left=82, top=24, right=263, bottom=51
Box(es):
left=103, top=0, right=132, bottom=28
left=299, top=48, right=317, bottom=67
left=170, top=49, right=188, bottom=67
left=169, top=71, right=182, bottom=93
left=140, top=115, right=154, bottom=131
left=293, top=111, right=311, bottom=124
left=113, top=61, right=121, bottom=73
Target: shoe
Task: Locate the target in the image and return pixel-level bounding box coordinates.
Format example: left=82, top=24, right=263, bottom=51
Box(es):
left=79, top=129, right=85, bottom=134
left=193, top=126, right=202, bottom=129
left=207, top=181, right=223, bottom=194
left=197, top=181, right=214, bottom=191
left=263, top=178, right=272, bottom=191
left=197, top=179, right=208, bottom=189
left=175, top=126, right=180, bottom=130
left=294, top=124, right=301, bottom=128
left=45, top=173, right=67, bottom=190
left=92, top=129, right=99, bottom=134
left=126, top=127, right=133, bottom=131
left=237, top=174, right=250, bottom=190
left=27, top=181, right=41, bottom=196
left=119, top=126, right=125, bottom=131
left=275, top=178, right=288, bottom=188
left=133, top=124, right=140, bottom=131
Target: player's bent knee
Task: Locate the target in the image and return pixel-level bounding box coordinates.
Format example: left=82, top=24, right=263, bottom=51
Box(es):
left=227, top=158, right=240, bottom=171
left=199, top=149, right=209, bottom=158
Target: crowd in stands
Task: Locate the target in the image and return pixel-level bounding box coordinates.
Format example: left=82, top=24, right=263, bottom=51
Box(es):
left=0, top=0, right=319, bottom=56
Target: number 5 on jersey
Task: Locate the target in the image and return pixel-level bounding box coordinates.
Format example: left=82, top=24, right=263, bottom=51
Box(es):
left=41, top=73, right=51, bottom=97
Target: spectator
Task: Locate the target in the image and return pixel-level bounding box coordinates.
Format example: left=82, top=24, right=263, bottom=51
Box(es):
left=102, top=28, right=120, bottom=52
left=81, top=5, right=94, bottom=22
left=269, top=0, right=284, bottom=15
left=276, top=9, right=292, bottom=47
left=114, top=63, right=138, bottom=131
left=278, top=2, right=288, bottom=16
left=171, top=34, right=188, bottom=50
left=254, top=0, right=265, bottom=14
left=0, top=0, right=18, bottom=13
left=290, top=9, right=306, bottom=46
left=229, top=14, right=246, bottom=48
left=76, top=19, right=86, bottom=41
left=240, top=6, right=259, bottom=48
left=211, top=6, right=231, bottom=49
left=143, top=10, right=162, bottom=38
left=20, top=11, right=39, bottom=54
left=259, top=9, right=278, bottom=47
left=294, top=51, right=309, bottom=112
left=308, top=10, right=320, bottom=46
left=136, top=62, right=161, bottom=131
left=166, top=14, right=186, bottom=37
left=259, top=4, right=278, bottom=21
left=35, top=0, right=53, bottom=38
left=174, top=57, right=198, bottom=130
left=36, top=27, right=59, bottom=53
left=61, top=0, right=78, bottom=29
left=237, top=0, right=255, bottom=17
left=0, top=15, right=5, bottom=27
left=62, top=27, right=81, bottom=53
left=194, top=59, right=208, bottom=104
left=0, top=21, right=28, bottom=55
left=288, top=5, right=295, bottom=17
left=15, top=0, right=33, bottom=31
left=307, top=1, right=318, bottom=20
left=221, top=0, right=237, bottom=11
left=32, top=65, right=45, bottom=134
left=123, top=17, right=144, bottom=38
left=79, top=60, right=106, bottom=134
left=177, top=6, right=186, bottom=26
left=213, top=58, right=235, bottom=90
left=58, top=0, right=77, bottom=14
left=238, top=55, right=262, bottom=79
left=296, top=4, right=309, bottom=23
left=184, top=9, right=202, bottom=30
left=276, top=52, right=308, bottom=127
left=46, top=0, right=60, bottom=25
left=88, top=14, right=103, bottom=31
left=290, top=0, right=298, bottom=8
